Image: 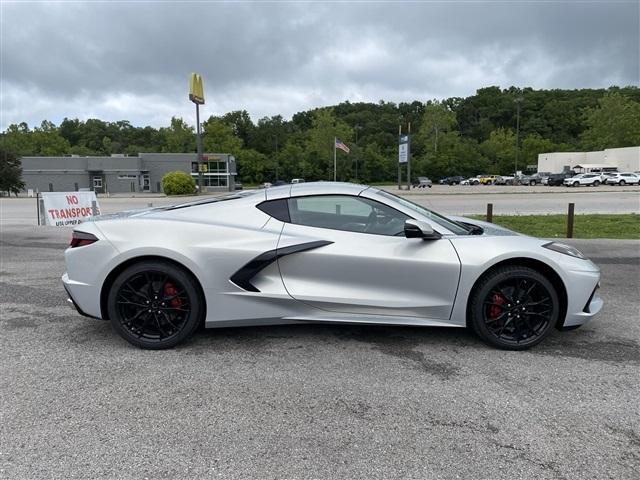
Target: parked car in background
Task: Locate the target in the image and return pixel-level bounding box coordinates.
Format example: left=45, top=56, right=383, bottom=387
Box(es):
left=547, top=172, right=574, bottom=186
left=291, top=178, right=305, bottom=184
left=563, top=173, right=602, bottom=187
left=234, top=182, right=243, bottom=190
left=413, top=177, right=433, bottom=188
left=478, top=175, right=499, bottom=185
left=518, top=172, right=551, bottom=186
left=461, top=176, right=480, bottom=186
left=494, top=176, right=515, bottom=185
left=440, top=175, right=465, bottom=185
left=261, top=182, right=273, bottom=188
left=604, top=172, right=640, bottom=185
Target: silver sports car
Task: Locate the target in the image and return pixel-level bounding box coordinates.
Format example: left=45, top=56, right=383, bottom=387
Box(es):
left=63, top=182, right=602, bottom=350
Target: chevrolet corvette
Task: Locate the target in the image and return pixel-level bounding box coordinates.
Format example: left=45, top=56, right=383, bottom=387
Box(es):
left=63, top=182, right=602, bottom=350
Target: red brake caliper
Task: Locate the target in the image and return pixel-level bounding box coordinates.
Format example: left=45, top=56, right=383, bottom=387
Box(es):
left=163, top=283, right=182, bottom=309
left=489, top=292, right=506, bottom=319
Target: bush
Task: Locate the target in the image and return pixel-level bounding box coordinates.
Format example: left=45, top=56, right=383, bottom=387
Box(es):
left=161, top=171, right=196, bottom=195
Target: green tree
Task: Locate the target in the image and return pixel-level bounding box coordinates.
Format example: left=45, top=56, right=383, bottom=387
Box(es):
left=0, top=148, right=25, bottom=195
left=480, top=128, right=517, bottom=174
left=305, top=109, right=353, bottom=180
left=236, top=149, right=272, bottom=184
left=202, top=117, right=243, bottom=154
left=416, top=100, right=457, bottom=155
left=580, top=93, right=640, bottom=150
left=161, top=117, right=195, bottom=153
left=520, top=134, right=556, bottom=170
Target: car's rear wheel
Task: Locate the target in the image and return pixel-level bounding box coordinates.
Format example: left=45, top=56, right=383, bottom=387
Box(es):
left=107, top=260, right=203, bottom=349
left=469, top=266, right=559, bottom=350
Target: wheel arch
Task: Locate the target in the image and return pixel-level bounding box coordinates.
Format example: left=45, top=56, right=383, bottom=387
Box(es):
left=465, top=257, right=568, bottom=330
left=100, top=255, right=207, bottom=321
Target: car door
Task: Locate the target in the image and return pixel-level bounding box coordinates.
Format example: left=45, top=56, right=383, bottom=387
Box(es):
left=276, top=194, right=461, bottom=320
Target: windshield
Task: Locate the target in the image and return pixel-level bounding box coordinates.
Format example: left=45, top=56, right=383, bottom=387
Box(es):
left=374, top=190, right=471, bottom=235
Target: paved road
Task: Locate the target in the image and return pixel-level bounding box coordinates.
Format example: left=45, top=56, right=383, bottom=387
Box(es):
left=2, top=185, right=639, bottom=227
left=1, top=226, right=639, bottom=479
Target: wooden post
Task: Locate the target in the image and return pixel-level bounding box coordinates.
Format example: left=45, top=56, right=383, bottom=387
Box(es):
left=567, top=203, right=575, bottom=238
left=486, top=203, right=493, bottom=223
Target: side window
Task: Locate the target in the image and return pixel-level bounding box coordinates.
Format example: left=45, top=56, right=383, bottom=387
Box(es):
left=288, top=195, right=410, bottom=236
left=256, top=199, right=290, bottom=222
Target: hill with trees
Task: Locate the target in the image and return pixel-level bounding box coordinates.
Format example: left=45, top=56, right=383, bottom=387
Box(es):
left=2, top=86, right=639, bottom=185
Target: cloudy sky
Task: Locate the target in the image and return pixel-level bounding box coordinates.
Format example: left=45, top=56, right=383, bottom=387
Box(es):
left=1, top=1, right=638, bottom=130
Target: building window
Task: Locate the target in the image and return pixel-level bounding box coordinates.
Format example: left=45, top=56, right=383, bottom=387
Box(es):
left=118, top=174, right=138, bottom=180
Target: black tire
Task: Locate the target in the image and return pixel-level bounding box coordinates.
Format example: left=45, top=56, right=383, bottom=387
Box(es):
left=619, top=180, right=626, bottom=186
left=107, top=260, right=204, bottom=349
left=572, top=181, right=579, bottom=187
left=529, top=180, right=536, bottom=186
left=468, top=265, right=559, bottom=350
left=593, top=180, right=600, bottom=186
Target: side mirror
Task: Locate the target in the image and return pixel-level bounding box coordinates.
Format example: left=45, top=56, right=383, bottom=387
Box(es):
left=404, top=219, right=442, bottom=240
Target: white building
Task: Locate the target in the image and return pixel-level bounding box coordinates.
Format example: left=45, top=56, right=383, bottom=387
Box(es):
left=537, top=146, right=640, bottom=173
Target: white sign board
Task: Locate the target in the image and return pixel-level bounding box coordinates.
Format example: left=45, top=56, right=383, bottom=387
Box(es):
left=398, top=143, right=408, bottom=164
left=41, top=192, right=101, bottom=227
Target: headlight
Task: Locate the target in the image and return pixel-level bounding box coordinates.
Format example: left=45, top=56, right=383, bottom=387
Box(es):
left=542, top=242, right=587, bottom=259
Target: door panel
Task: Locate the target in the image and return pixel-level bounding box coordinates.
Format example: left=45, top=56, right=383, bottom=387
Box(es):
left=277, top=223, right=461, bottom=320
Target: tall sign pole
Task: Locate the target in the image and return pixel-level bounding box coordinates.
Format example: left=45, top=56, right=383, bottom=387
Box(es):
left=189, top=73, right=205, bottom=193
left=398, top=127, right=409, bottom=190
left=407, top=122, right=411, bottom=191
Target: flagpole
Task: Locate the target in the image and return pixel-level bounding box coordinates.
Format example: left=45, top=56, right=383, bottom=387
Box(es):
left=333, top=137, right=337, bottom=182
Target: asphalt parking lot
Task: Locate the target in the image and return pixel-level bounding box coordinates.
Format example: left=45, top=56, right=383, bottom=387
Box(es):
left=1, top=213, right=639, bottom=478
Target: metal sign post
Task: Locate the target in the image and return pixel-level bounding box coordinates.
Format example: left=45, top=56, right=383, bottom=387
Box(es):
left=189, top=73, right=205, bottom=194
left=399, top=129, right=410, bottom=190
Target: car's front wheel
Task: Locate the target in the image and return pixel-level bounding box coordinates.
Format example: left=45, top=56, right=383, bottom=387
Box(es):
left=107, top=260, right=204, bottom=349
left=619, top=180, right=626, bottom=186
left=469, top=266, right=559, bottom=350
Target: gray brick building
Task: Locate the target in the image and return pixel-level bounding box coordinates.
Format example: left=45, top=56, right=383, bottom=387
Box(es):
left=21, top=153, right=237, bottom=194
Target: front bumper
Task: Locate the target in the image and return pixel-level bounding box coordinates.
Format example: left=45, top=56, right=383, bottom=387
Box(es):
left=561, top=266, right=603, bottom=328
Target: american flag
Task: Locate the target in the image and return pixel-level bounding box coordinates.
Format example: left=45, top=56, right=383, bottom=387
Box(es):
left=335, top=138, right=350, bottom=154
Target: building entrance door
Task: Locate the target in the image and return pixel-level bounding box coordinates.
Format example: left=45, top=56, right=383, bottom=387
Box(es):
left=141, top=174, right=150, bottom=192
left=92, top=175, right=104, bottom=193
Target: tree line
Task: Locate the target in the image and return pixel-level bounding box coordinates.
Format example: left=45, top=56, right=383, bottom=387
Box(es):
left=2, top=86, right=639, bottom=188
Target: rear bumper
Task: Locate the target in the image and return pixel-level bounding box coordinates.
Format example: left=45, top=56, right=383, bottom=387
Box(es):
left=62, top=272, right=104, bottom=320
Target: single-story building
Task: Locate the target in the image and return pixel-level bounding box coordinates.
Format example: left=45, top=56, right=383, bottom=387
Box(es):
left=537, top=146, right=640, bottom=174
left=21, top=152, right=237, bottom=194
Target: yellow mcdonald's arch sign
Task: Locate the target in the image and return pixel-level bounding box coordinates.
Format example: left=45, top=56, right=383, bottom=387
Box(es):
left=189, top=73, right=205, bottom=105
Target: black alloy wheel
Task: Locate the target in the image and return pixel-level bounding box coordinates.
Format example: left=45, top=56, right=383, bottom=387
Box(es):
left=107, top=260, right=203, bottom=349
left=469, top=266, right=559, bottom=349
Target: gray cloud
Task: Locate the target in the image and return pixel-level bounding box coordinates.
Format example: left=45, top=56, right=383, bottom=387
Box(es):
left=1, top=1, right=638, bottom=130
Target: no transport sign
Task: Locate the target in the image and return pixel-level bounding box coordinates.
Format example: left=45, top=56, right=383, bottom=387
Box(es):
left=41, top=192, right=101, bottom=227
